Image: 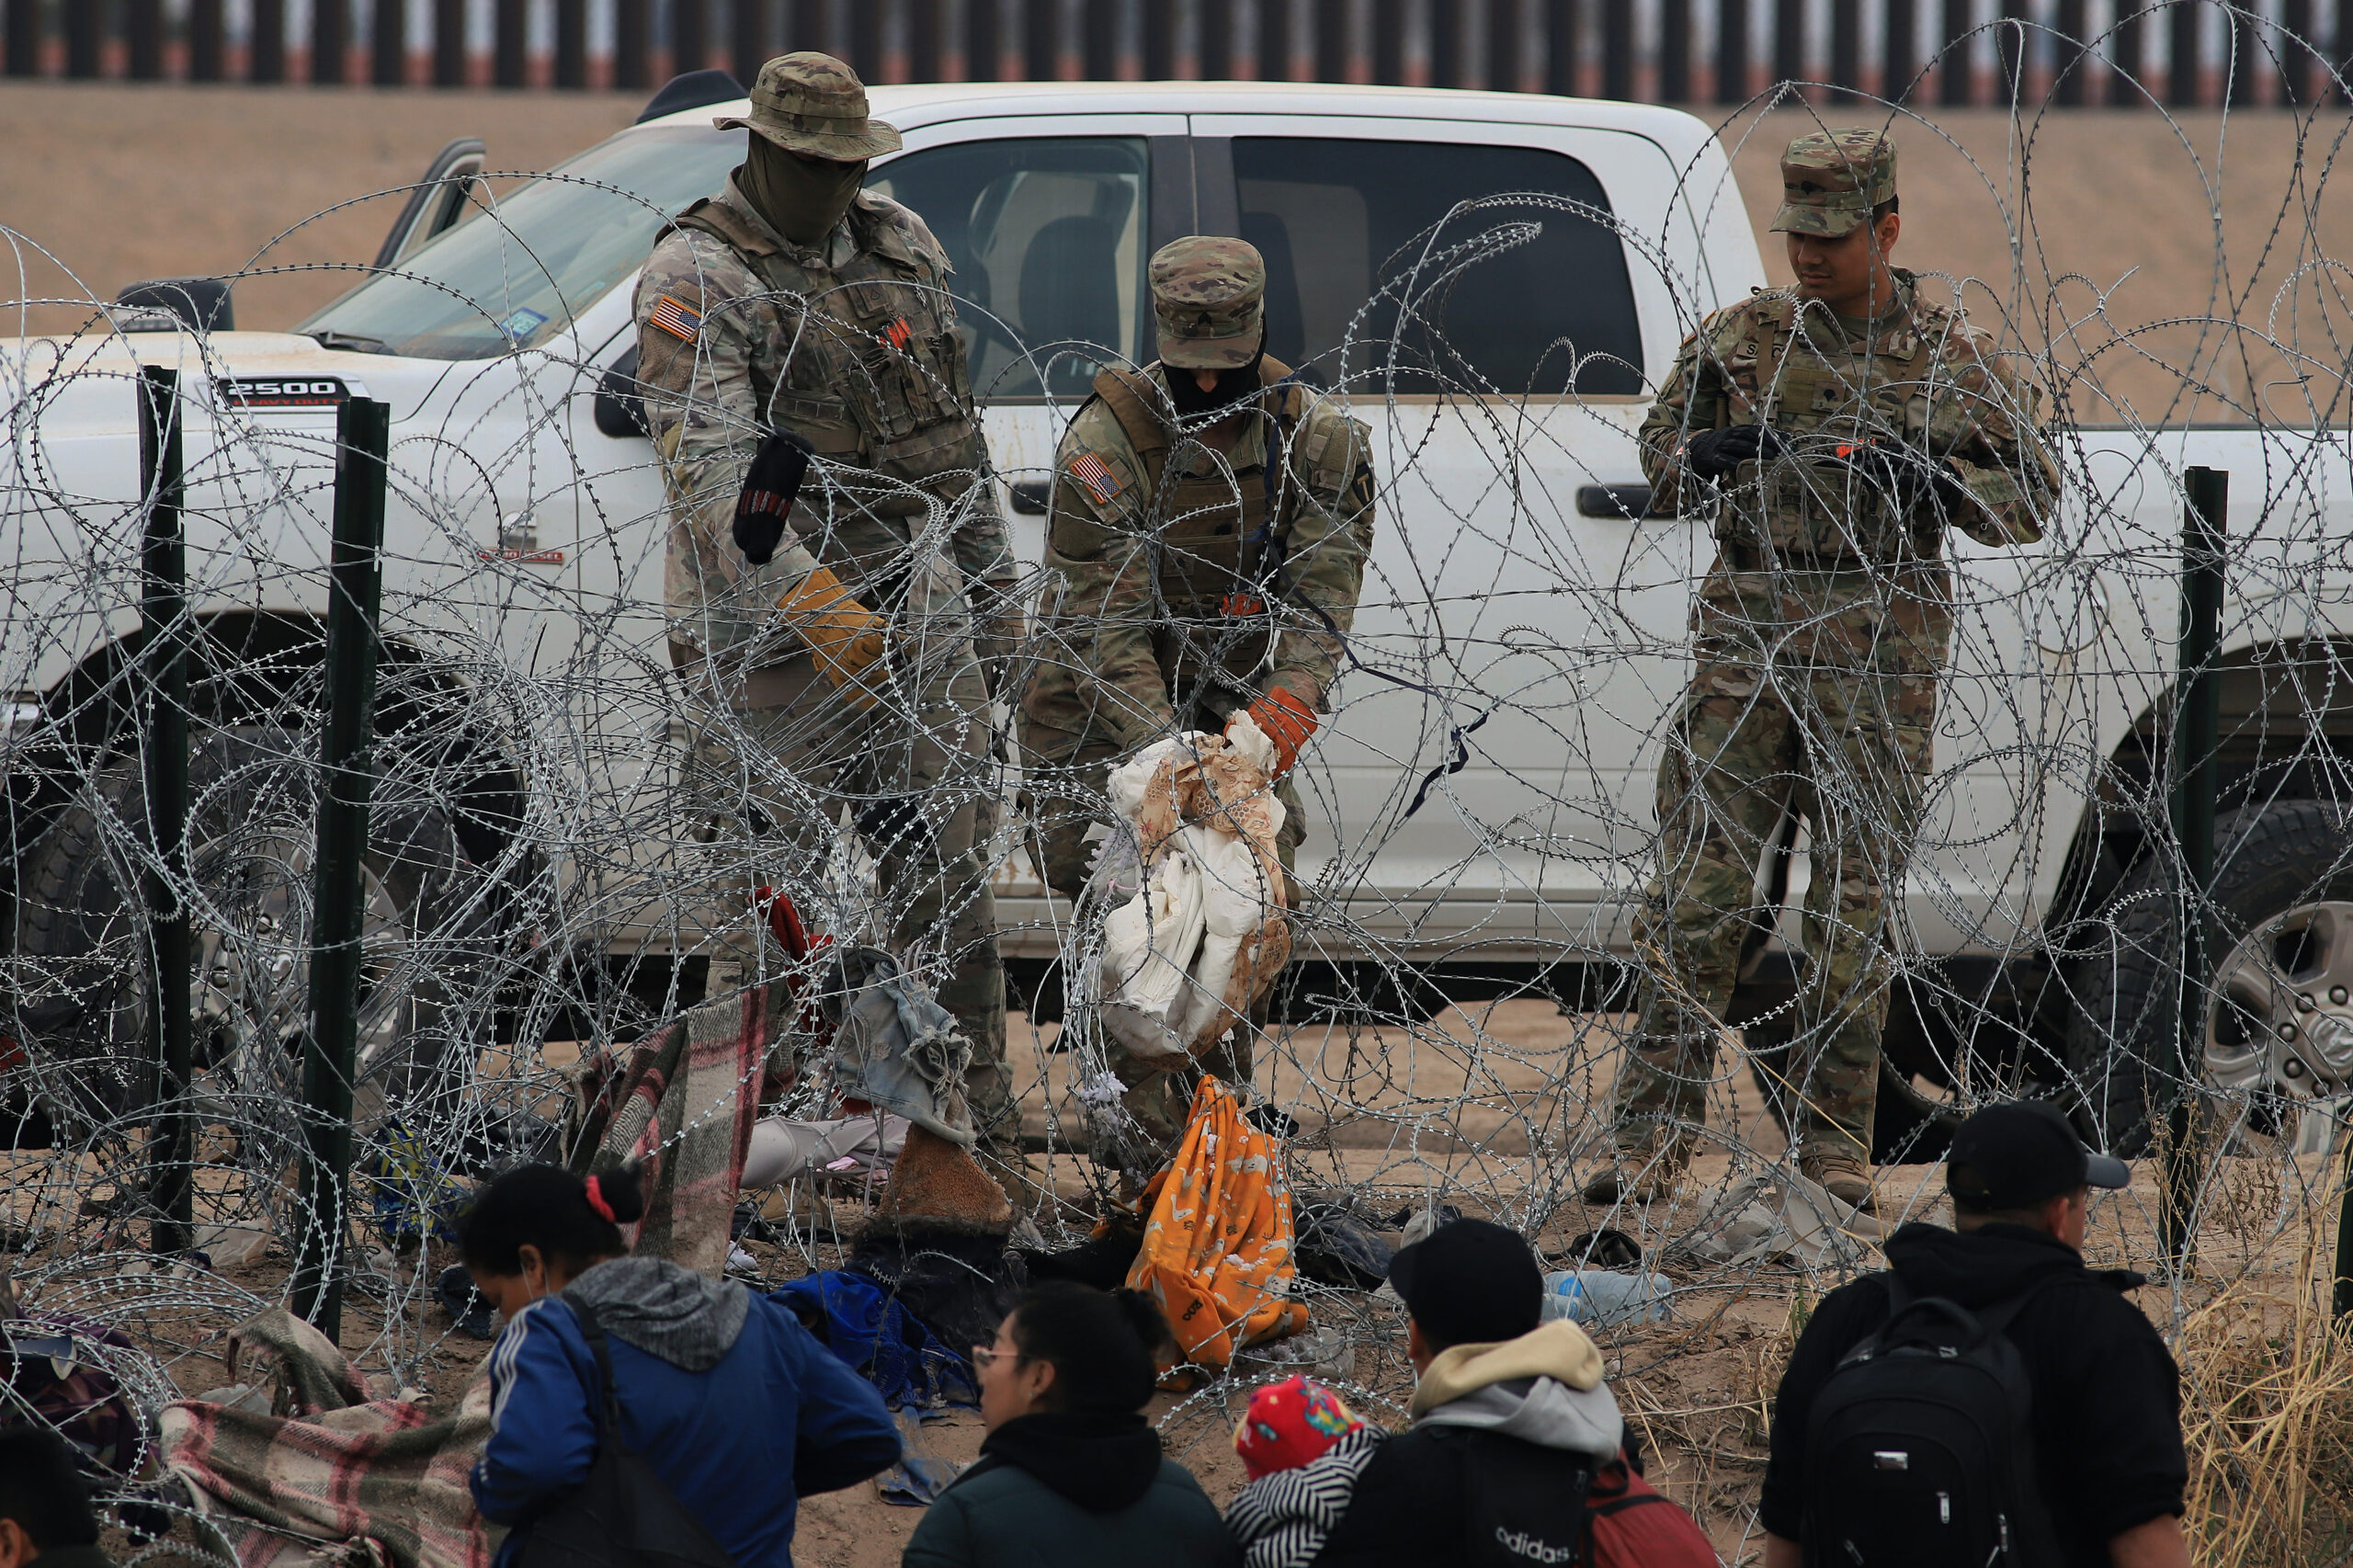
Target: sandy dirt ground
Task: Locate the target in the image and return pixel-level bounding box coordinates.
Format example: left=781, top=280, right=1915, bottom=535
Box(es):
left=16, top=997, right=2327, bottom=1568
left=3, top=85, right=2347, bottom=423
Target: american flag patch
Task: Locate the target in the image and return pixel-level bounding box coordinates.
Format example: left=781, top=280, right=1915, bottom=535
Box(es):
left=1068, top=450, right=1122, bottom=506
left=648, top=293, right=703, bottom=344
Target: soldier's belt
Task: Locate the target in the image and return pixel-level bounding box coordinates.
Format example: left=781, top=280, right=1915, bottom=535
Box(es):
left=1720, top=540, right=1938, bottom=572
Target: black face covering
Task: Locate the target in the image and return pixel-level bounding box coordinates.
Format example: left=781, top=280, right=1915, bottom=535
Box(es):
left=1161, top=343, right=1267, bottom=421
left=737, top=136, right=868, bottom=246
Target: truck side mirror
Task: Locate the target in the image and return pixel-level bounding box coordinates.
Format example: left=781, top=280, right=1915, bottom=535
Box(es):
left=595, top=345, right=650, bottom=438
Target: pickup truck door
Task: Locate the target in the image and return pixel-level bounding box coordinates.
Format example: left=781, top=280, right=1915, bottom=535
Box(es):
left=1185, top=113, right=1707, bottom=962
left=853, top=115, right=1185, bottom=944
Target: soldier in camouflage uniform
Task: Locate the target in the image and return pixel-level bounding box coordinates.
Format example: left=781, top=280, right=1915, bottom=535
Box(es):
left=634, top=53, right=1020, bottom=1173
left=1583, top=130, right=2061, bottom=1210
left=1021, top=236, right=1377, bottom=1156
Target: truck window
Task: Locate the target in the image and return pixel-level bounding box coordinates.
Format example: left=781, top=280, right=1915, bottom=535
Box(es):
left=866, top=137, right=1151, bottom=400
left=299, top=126, right=743, bottom=360
left=1232, top=137, right=1643, bottom=397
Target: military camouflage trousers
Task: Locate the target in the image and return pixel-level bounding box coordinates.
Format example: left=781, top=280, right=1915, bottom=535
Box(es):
left=675, top=638, right=1014, bottom=1152
left=1611, top=650, right=1935, bottom=1161
left=1021, top=706, right=1303, bottom=1170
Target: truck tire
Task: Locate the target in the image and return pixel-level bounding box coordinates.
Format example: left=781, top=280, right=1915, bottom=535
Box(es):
left=9, top=726, right=501, bottom=1168
left=2064, top=799, right=2353, bottom=1156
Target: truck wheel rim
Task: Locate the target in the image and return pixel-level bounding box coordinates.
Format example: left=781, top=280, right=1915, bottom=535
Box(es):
left=2205, top=899, right=2353, bottom=1149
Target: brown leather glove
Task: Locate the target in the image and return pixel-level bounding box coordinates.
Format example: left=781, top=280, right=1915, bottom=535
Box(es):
left=778, top=564, right=890, bottom=712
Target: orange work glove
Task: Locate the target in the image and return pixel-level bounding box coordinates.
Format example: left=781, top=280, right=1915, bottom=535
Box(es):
left=1231, top=687, right=1319, bottom=777
left=777, top=564, right=889, bottom=711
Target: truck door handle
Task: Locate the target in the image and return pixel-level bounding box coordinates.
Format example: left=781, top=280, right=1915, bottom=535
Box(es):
left=1576, top=483, right=1653, bottom=519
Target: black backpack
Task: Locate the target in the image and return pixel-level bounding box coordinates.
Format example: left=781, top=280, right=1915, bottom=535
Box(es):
left=517, top=1299, right=739, bottom=1568
left=1450, top=1427, right=1597, bottom=1566
left=1800, top=1278, right=2063, bottom=1568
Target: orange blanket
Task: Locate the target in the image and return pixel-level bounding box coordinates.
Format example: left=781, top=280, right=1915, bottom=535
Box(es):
left=1126, top=1075, right=1311, bottom=1368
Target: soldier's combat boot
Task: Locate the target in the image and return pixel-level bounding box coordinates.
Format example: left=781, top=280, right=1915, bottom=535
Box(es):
left=1800, top=1148, right=1876, bottom=1214
left=1579, top=1137, right=1690, bottom=1205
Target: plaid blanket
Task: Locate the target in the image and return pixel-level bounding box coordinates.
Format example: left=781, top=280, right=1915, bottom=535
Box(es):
left=154, top=986, right=775, bottom=1568
left=572, top=983, right=770, bottom=1275
left=158, top=1309, right=490, bottom=1568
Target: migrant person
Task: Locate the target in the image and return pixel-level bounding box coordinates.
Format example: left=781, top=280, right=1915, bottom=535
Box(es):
left=0, top=1426, right=110, bottom=1568
left=1019, top=234, right=1376, bottom=1165
left=1761, top=1101, right=2189, bottom=1568
left=1223, top=1377, right=1382, bottom=1568
left=464, top=1164, right=900, bottom=1568
left=1590, top=127, right=2061, bottom=1211
left=1302, top=1220, right=1708, bottom=1567
left=902, top=1282, right=1238, bottom=1568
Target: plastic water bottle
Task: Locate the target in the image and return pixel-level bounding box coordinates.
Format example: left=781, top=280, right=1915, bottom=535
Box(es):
left=1540, top=1268, right=1672, bottom=1327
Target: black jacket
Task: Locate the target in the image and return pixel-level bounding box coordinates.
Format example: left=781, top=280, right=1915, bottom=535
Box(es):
left=1313, top=1426, right=1596, bottom=1566
left=902, top=1411, right=1240, bottom=1568
left=1761, top=1222, right=2187, bottom=1567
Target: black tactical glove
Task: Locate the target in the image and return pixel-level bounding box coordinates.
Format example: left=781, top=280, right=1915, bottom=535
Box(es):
left=1683, top=423, right=1785, bottom=480
left=732, top=427, right=816, bottom=565
left=1842, top=441, right=1973, bottom=517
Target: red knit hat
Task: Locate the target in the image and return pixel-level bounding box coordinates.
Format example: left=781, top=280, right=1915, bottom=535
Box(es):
left=1233, top=1375, right=1365, bottom=1480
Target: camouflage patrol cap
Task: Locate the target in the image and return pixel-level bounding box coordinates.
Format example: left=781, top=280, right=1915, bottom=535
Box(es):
left=1150, top=236, right=1267, bottom=369
left=715, top=52, right=902, bottom=161
left=1769, top=129, right=1897, bottom=238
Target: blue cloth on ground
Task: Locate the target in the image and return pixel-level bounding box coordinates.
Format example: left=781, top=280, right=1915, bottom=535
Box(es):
left=772, top=1270, right=978, bottom=1410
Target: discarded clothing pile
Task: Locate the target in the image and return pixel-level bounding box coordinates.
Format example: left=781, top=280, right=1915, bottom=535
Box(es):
left=1665, top=1166, right=1886, bottom=1271
left=159, top=1308, right=491, bottom=1568
left=772, top=1269, right=977, bottom=1411
left=1094, top=727, right=1293, bottom=1064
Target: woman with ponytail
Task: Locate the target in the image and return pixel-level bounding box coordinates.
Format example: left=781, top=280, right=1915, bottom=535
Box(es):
left=463, top=1164, right=899, bottom=1568
left=902, top=1282, right=1239, bottom=1567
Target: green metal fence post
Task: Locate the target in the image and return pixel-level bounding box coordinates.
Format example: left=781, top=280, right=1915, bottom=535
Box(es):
left=138, top=366, right=194, bottom=1257
left=290, top=397, right=390, bottom=1335
left=2165, top=465, right=2226, bottom=1272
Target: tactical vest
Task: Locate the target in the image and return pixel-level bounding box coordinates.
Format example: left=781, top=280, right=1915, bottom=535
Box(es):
left=1716, top=293, right=1946, bottom=566
left=669, top=193, right=984, bottom=507
left=1082, top=358, right=1309, bottom=699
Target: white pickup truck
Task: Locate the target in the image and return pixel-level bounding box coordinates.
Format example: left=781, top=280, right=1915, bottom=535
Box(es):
left=5, top=77, right=2348, bottom=1163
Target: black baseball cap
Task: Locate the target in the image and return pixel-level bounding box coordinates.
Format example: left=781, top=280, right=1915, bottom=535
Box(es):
left=1388, top=1218, right=1543, bottom=1348
left=1946, top=1101, right=2130, bottom=1210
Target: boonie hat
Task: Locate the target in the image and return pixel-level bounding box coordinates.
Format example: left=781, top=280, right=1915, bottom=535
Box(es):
left=1769, top=128, right=1898, bottom=238
left=716, top=52, right=902, bottom=161
left=1149, top=236, right=1267, bottom=369
left=1946, top=1101, right=2131, bottom=1211
left=1388, top=1217, right=1544, bottom=1348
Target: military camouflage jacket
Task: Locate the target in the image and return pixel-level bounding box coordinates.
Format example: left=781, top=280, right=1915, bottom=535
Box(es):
left=1638, top=270, right=2061, bottom=673
left=1023, top=361, right=1376, bottom=756
left=1639, top=270, right=2058, bottom=554
left=634, top=177, right=1004, bottom=660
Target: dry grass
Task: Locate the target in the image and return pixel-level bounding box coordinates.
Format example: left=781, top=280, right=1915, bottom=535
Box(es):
left=2177, top=1237, right=2353, bottom=1568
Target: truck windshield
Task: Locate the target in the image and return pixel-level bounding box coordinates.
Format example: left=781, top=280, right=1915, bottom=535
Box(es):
left=300, top=126, right=743, bottom=361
